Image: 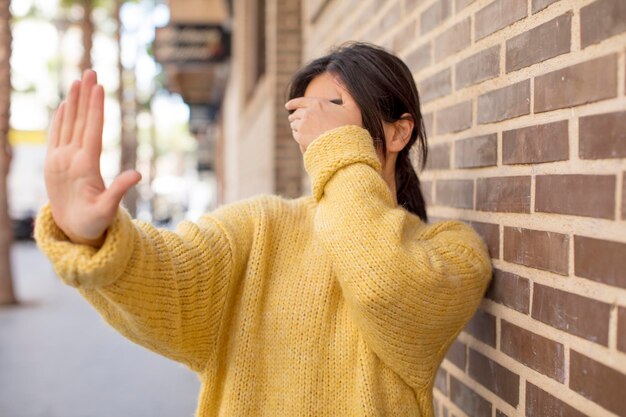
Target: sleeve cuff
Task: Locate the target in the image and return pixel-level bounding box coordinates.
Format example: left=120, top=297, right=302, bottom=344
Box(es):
left=303, top=125, right=382, bottom=201
left=33, top=202, right=136, bottom=289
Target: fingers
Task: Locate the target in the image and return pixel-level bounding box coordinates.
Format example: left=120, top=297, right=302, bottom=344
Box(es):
left=285, top=96, right=327, bottom=111
left=285, top=97, right=307, bottom=111
left=104, top=170, right=142, bottom=210
left=72, top=70, right=98, bottom=147
left=285, top=96, right=343, bottom=111
left=287, top=107, right=305, bottom=122
left=84, top=84, right=105, bottom=160
left=289, top=118, right=301, bottom=133
left=48, top=101, right=66, bottom=150
left=59, top=80, right=80, bottom=146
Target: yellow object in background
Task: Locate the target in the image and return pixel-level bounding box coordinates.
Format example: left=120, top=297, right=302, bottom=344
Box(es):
left=8, top=129, right=47, bottom=145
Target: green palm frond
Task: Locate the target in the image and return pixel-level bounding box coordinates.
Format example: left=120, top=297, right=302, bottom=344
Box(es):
left=60, top=0, right=139, bottom=11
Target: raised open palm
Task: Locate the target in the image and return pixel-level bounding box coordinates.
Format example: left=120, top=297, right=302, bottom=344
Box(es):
left=45, top=70, right=141, bottom=247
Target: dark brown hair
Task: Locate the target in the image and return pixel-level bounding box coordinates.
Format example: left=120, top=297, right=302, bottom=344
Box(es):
left=287, top=41, right=429, bottom=222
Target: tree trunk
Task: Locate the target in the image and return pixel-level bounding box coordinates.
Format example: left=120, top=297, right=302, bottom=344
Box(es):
left=116, top=0, right=138, bottom=217
left=80, top=0, right=94, bottom=73
left=0, top=0, right=17, bottom=306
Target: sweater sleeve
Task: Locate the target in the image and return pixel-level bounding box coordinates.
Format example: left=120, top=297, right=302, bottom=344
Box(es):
left=33, top=200, right=255, bottom=373
left=303, top=125, right=493, bottom=392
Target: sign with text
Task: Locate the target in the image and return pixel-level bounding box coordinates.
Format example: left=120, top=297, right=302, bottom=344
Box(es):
left=154, top=24, right=231, bottom=65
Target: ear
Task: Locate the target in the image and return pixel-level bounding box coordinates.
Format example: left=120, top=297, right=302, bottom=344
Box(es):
left=388, top=113, right=414, bottom=152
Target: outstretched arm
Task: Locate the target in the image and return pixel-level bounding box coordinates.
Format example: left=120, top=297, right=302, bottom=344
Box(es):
left=35, top=70, right=254, bottom=372
left=303, top=125, right=493, bottom=393
left=34, top=202, right=247, bottom=373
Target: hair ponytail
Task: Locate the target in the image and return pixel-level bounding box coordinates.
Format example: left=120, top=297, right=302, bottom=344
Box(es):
left=394, top=112, right=428, bottom=222
left=395, top=150, right=428, bottom=222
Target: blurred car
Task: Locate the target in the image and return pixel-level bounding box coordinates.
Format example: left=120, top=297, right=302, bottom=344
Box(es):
left=11, top=211, right=35, bottom=240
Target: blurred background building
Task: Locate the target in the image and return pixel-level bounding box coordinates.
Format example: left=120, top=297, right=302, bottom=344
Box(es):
left=1, top=0, right=626, bottom=417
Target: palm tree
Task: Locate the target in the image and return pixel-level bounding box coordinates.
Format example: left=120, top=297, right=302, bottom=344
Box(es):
left=62, top=0, right=140, bottom=215
left=61, top=0, right=95, bottom=73
left=115, top=0, right=138, bottom=216
left=0, top=0, right=17, bottom=305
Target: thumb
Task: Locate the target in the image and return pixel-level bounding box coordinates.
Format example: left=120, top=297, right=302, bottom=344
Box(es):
left=104, top=170, right=142, bottom=209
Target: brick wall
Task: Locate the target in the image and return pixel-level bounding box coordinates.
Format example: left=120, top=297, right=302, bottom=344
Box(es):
left=302, top=0, right=626, bottom=416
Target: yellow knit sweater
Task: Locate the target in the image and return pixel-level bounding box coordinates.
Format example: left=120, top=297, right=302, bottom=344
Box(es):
left=34, top=125, right=493, bottom=417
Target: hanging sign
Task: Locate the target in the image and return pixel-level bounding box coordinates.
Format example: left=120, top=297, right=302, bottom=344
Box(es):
left=154, top=24, right=231, bottom=64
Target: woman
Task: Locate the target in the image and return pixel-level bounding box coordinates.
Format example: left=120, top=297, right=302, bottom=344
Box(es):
left=35, top=42, right=492, bottom=417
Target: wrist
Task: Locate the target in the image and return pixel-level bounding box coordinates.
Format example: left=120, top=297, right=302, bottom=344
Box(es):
left=65, top=229, right=107, bottom=249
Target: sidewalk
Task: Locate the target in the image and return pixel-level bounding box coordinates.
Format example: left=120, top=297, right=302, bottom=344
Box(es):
left=0, top=241, right=200, bottom=417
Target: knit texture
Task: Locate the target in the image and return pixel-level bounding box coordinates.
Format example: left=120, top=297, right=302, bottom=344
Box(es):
left=34, top=124, right=493, bottom=417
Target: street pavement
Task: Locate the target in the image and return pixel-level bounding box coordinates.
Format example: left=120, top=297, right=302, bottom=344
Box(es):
left=0, top=241, right=201, bottom=417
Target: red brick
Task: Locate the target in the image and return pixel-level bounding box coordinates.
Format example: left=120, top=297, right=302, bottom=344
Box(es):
left=532, top=0, right=560, bottom=14
left=434, top=18, right=470, bottom=62
left=496, top=410, right=509, bottom=417
left=406, top=43, right=431, bottom=73
left=464, top=309, right=496, bottom=347
left=475, top=0, right=527, bottom=40
left=418, top=67, right=452, bottom=103
left=478, top=80, right=530, bottom=124
left=579, top=111, right=626, bottom=159
left=456, top=45, right=500, bottom=89
left=623, top=172, right=626, bottom=220
left=380, top=3, right=402, bottom=31
left=421, top=180, right=433, bottom=206
left=618, top=307, right=626, bottom=353
left=570, top=350, right=626, bottom=415
left=535, top=175, right=616, bottom=219
left=485, top=269, right=529, bottom=314
left=449, top=375, right=492, bottom=417
left=424, top=143, right=450, bottom=170
left=503, top=227, right=569, bottom=274
left=574, top=236, right=626, bottom=289
left=581, top=0, right=626, bottom=48
left=420, top=0, right=452, bottom=34
left=337, top=13, right=362, bottom=43
left=468, top=348, right=519, bottom=406
left=436, top=100, right=472, bottom=134
left=526, top=382, right=588, bottom=417
left=535, top=54, right=617, bottom=113
left=392, top=20, right=417, bottom=52
left=476, top=176, right=531, bottom=213
left=423, top=112, right=433, bottom=137
left=435, top=179, right=474, bottom=209
left=501, top=320, right=565, bottom=382
left=532, top=284, right=611, bottom=345
left=502, top=120, right=569, bottom=165
left=429, top=216, right=448, bottom=224
left=470, top=221, right=499, bottom=259
left=455, top=134, right=497, bottom=168
left=506, top=12, right=571, bottom=73
left=435, top=367, right=448, bottom=395
left=363, top=22, right=384, bottom=44
left=445, top=339, right=466, bottom=370
left=404, top=0, right=426, bottom=14
left=456, top=0, right=476, bottom=11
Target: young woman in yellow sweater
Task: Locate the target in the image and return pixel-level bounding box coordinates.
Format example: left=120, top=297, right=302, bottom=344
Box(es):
left=35, top=42, right=492, bottom=416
